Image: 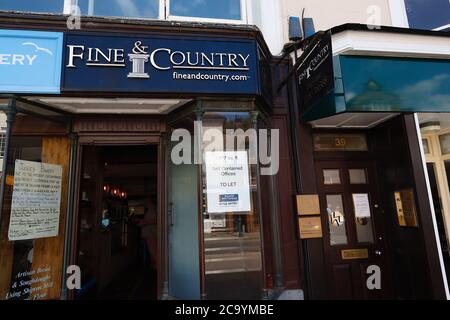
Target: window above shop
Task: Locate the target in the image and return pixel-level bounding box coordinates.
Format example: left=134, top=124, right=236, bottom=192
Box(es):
left=168, top=0, right=245, bottom=22
left=0, top=0, right=65, bottom=14
left=404, top=0, right=450, bottom=31
left=0, top=0, right=248, bottom=24
left=77, top=0, right=159, bottom=19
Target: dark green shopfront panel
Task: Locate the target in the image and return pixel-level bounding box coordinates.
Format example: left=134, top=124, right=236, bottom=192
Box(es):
left=301, top=55, right=450, bottom=122
left=340, top=56, right=450, bottom=113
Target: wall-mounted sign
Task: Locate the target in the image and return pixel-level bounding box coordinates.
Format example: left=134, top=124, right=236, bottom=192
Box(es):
left=313, top=133, right=368, bottom=152
left=297, top=30, right=334, bottom=112
left=296, top=194, right=320, bottom=216
left=395, top=189, right=419, bottom=227
left=205, top=151, right=251, bottom=214
left=8, top=160, right=63, bottom=241
left=0, top=29, right=63, bottom=94
left=298, top=217, right=323, bottom=239
left=62, top=33, right=259, bottom=94
left=341, top=248, right=369, bottom=260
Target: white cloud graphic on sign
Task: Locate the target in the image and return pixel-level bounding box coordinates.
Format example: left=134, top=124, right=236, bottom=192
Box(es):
left=22, top=42, right=53, bottom=56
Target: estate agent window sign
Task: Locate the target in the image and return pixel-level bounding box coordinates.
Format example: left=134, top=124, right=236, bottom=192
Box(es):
left=205, top=151, right=251, bottom=214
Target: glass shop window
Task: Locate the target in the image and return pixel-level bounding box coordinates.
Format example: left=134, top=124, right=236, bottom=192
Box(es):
left=440, top=133, right=450, bottom=155
left=77, top=0, right=159, bottom=19
left=0, top=1, right=65, bottom=14
left=201, top=111, right=263, bottom=299
left=0, top=112, right=69, bottom=300
left=169, top=0, right=244, bottom=21
left=405, top=0, right=450, bottom=30
left=421, top=138, right=431, bottom=155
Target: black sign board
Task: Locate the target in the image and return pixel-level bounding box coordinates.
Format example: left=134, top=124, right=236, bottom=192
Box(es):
left=296, top=30, right=334, bottom=112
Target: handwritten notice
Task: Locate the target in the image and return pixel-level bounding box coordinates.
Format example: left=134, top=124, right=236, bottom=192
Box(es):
left=8, top=160, right=62, bottom=241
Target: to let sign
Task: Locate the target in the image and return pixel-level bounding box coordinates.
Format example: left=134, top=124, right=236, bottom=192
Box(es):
left=205, top=151, right=251, bottom=214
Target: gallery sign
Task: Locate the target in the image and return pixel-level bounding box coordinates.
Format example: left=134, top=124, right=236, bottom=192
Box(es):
left=297, top=30, right=334, bottom=112
left=62, top=33, right=259, bottom=94
left=205, top=151, right=251, bottom=214
left=0, top=29, right=63, bottom=94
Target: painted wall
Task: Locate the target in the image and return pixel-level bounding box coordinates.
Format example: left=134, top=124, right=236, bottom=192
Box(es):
left=253, top=0, right=284, bottom=55
left=280, top=0, right=393, bottom=44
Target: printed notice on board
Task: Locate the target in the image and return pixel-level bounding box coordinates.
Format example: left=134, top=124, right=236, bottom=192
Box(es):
left=205, top=151, right=251, bottom=214
left=8, top=160, right=63, bottom=241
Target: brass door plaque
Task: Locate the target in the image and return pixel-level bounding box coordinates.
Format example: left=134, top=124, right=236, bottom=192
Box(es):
left=341, top=248, right=369, bottom=260
left=395, top=189, right=418, bottom=227
left=296, top=194, right=320, bottom=216
left=298, top=217, right=323, bottom=239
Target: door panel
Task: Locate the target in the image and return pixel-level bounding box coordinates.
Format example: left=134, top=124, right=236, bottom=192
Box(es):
left=316, top=161, right=390, bottom=299
left=332, top=264, right=354, bottom=299
left=168, top=143, right=200, bottom=299
left=31, top=136, right=70, bottom=299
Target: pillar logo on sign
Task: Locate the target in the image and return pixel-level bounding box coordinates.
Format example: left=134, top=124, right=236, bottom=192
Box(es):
left=128, top=41, right=150, bottom=79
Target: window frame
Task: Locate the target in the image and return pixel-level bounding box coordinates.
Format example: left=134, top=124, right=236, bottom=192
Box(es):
left=166, top=0, right=248, bottom=25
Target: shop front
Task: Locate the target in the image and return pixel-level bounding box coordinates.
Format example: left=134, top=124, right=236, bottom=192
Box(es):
left=290, top=25, right=450, bottom=299
left=0, top=17, right=282, bottom=300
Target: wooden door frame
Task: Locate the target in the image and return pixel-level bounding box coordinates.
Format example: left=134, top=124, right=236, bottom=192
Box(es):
left=68, top=134, right=166, bottom=300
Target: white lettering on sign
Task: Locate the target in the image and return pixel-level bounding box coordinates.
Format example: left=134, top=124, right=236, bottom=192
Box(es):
left=0, top=54, right=38, bottom=66
left=66, top=41, right=251, bottom=79
left=298, top=43, right=330, bottom=85
left=8, top=160, right=63, bottom=241
left=0, top=42, right=54, bottom=67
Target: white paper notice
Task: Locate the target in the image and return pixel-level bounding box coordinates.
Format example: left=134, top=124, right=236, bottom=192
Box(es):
left=352, top=193, right=371, bottom=218
left=8, top=160, right=63, bottom=241
left=205, top=151, right=251, bottom=214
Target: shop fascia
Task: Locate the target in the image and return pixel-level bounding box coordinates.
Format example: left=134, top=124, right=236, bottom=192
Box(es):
left=66, top=40, right=251, bottom=77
